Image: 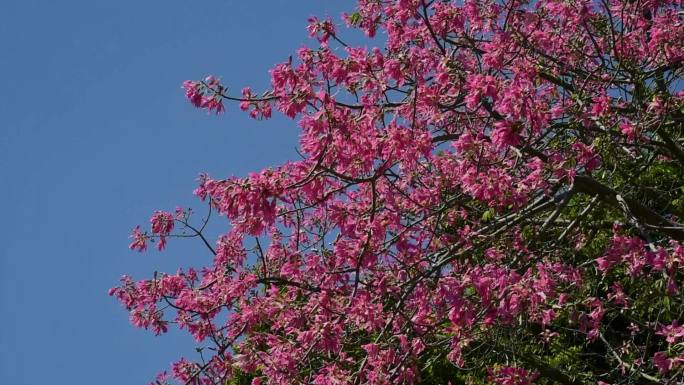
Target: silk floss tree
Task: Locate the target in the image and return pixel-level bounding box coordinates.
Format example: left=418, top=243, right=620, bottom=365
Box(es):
left=110, top=0, right=684, bottom=384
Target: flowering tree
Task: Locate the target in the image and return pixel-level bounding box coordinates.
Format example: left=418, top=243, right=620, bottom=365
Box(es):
left=110, top=1, right=684, bottom=384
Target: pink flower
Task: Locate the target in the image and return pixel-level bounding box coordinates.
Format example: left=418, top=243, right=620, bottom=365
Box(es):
left=653, top=351, right=674, bottom=373
left=149, top=371, right=169, bottom=385
left=619, top=120, right=636, bottom=141
left=128, top=226, right=148, bottom=252
left=150, top=211, right=174, bottom=251
left=384, top=59, right=403, bottom=85
left=487, top=366, right=539, bottom=385
left=182, top=77, right=225, bottom=115
left=656, top=321, right=684, bottom=344
left=491, top=121, right=521, bottom=150
left=203, top=97, right=225, bottom=115
left=183, top=80, right=203, bottom=108
left=608, top=283, right=629, bottom=308
left=590, top=92, right=611, bottom=117
left=572, top=142, right=601, bottom=172
left=150, top=211, right=174, bottom=235
left=307, top=16, right=335, bottom=45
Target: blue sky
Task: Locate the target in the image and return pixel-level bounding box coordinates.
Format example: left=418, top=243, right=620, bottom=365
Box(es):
left=0, top=1, right=355, bottom=384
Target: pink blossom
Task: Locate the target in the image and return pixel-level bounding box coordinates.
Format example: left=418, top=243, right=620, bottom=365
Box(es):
left=619, top=120, right=636, bottom=141
left=113, top=2, right=684, bottom=384
left=590, top=92, right=611, bottom=117
left=653, top=351, right=674, bottom=373
left=183, top=81, right=203, bottom=108
left=657, top=321, right=684, bottom=344
left=487, top=366, right=539, bottom=385
left=150, top=211, right=174, bottom=251
left=183, top=77, right=225, bottom=115
left=491, top=121, right=521, bottom=150
left=307, top=16, right=335, bottom=45
left=128, top=226, right=148, bottom=252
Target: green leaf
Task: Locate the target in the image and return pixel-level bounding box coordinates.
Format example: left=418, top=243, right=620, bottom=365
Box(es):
left=348, top=12, right=362, bottom=26
left=481, top=208, right=495, bottom=222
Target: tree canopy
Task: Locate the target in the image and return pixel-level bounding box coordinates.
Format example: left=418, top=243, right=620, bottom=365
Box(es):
left=110, top=1, right=684, bottom=384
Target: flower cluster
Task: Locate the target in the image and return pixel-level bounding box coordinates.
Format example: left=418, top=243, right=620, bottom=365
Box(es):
left=183, top=76, right=225, bottom=115
left=115, top=1, right=684, bottom=384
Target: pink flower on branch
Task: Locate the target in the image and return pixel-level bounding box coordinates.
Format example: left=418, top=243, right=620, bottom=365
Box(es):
left=112, top=1, right=684, bottom=385
left=182, top=77, right=225, bottom=115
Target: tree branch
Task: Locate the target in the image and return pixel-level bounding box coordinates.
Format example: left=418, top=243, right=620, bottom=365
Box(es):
left=573, top=176, right=684, bottom=240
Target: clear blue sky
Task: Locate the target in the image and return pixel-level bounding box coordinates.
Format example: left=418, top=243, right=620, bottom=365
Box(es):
left=0, top=1, right=353, bottom=384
